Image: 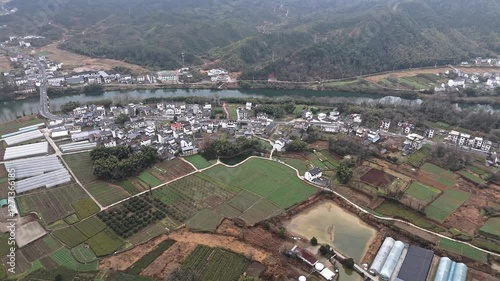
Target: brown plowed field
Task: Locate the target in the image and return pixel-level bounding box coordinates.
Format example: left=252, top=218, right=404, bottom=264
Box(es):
left=360, top=168, right=394, bottom=187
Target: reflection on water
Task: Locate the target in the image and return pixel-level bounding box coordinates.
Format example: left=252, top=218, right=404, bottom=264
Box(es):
left=285, top=201, right=377, bottom=281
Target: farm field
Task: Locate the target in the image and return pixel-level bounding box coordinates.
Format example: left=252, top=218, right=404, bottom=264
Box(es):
left=458, top=170, right=487, bottom=185
left=52, top=226, right=87, bottom=248
left=277, top=156, right=310, bottom=175
left=0, top=116, right=44, bottom=136
left=50, top=247, right=98, bottom=271
left=407, top=145, right=431, bottom=167
left=203, top=159, right=317, bottom=209
left=85, top=181, right=130, bottom=206
left=75, top=216, right=107, bottom=238
left=360, top=168, right=394, bottom=188
left=72, top=197, right=100, bottom=219
left=71, top=244, right=98, bottom=263
left=375, top=202, right=445, bottom=232
left=19, top=235, right=61, bottom=262
left=151, top=158, right=196, bottom=182
left=87, top=228, right=124, bottom=256
left=153, top=173, right=236, bottom=223
left=185, top=155, right=212, bottom=169
left=182, top=245, right=249, bottom=281
left=186, top=209, right=224, bottom=232
left=117, top=179, right=140, bottom=195
left=16, top=184, right=88, bottom=225
left=138, top=171, right=163, bottom=187
left=63, top=152, right=96, bottom=184
left=479, top=217, right=500, bottom=239
left=404, top=181, right=441, bottom=203
left=419, top=163, right=457, bottom=189
left=437, top=238, right=487, bottom=263
left=426, top=189, right=470, bottom=223
left=126, top=239, right=176, bottom=275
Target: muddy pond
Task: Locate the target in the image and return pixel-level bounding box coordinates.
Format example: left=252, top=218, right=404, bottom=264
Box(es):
left=285, top=201, right=377, bottom=281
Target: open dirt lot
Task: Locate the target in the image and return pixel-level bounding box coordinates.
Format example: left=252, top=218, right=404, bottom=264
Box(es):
left=365, top=68, right=453, bottom=82
left=366, top=66, right=500, bottom=82
left=33, top=42, right=148, bottom=74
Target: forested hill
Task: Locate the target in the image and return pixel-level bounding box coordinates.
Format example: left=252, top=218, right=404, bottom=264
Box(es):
left=2, top=0, right=499, bottom=80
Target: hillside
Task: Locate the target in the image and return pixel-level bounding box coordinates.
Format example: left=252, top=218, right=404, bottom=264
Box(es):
left=2, top=0, right=499, bottom=80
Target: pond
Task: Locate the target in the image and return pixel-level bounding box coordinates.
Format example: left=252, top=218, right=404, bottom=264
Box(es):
left=285, top=201, right=377, bottom=281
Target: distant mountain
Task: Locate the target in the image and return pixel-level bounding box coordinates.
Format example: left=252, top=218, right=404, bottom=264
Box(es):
left=2, top=0, right=499, bottom=80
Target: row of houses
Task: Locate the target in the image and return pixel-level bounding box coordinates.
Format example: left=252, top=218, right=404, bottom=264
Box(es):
left=447, top=130, right=492, bottom=151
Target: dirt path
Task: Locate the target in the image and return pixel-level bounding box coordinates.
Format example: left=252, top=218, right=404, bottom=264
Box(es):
left=222, top=102, right=231, bottom=120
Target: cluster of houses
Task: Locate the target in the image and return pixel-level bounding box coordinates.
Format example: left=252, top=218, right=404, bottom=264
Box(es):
left=434, top=69, right=500, bottom=92
left=46, top=101, right=277, bottom=160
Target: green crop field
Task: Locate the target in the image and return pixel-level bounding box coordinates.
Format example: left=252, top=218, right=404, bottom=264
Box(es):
left=458, top=171, right=487, bottom=185
left=186, top=209, right=224, bottom=232
left=240, top=199, right=281, bottom=225
left=185, top=155, right=212, bottom=169
left=214, top=202, right=243, bottom=218
left=226, top=190, right=260, bottom=212
left=375, top=202, right=445, bottom=232
left=72, top=197, right=100, bottom=219
left=404, top=181, right=441, bottom=203
left=183, top=245, right=249, bottom=281
left=75, top=217, right=107, bottom=238
left=479, top=217, right=500, bottom=239
left=85, top=181, right=130, bottom=206
left=16, top=184, right=87, bottom=224
left=138, top=171, right=163, bottom=187
left=117, top=179, right=140, bottom=195
left=153, top=173, right=236, bottom=223
left=63, top=152, right=96, bottom=184
left=438, top=239, right=487, bottom=263
left=52, top=226, right=87, bottom=248
left=64, top=214, right=80, bottom=225
left=87, top=228, right=124, bottom=256
left=50, top=247, right=98, bottom=271
left=308, top=153, right=329, bottom=169
left=420, top=163, right=456, bottom=188
left=426, top=189, right=470, bottom=222
left=71, top=244, right=98, bottom=263
left=127, top=239, right=176, bottom=275
left=407, top=146, right=431, bottom=167
left=203, top=159, right=317, bottom=209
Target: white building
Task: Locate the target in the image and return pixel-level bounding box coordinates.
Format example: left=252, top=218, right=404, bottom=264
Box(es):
left=448, top=130, right=460, bottom=143
left=381, top=119, right=391, bottom=131
left=245, top=102, right=252, bottom=110
left=305, top=167, right=322, bottom=182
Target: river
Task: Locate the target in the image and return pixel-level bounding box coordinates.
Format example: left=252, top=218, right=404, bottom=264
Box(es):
left=0, top=88, right=420, bottom=122
left=285, top=201, right=377, bottom=281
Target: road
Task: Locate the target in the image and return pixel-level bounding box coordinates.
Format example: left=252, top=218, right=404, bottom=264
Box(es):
left=35, top=60, right=61, bottom=120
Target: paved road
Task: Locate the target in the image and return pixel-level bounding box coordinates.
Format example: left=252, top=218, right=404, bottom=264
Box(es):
left=34, top=60, right=61, bottom=120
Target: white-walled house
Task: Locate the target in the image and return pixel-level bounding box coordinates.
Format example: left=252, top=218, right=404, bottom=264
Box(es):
left=305, top=167, right=322, bottom=182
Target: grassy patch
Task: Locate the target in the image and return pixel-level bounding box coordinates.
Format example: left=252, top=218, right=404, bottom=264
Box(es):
left=183, top=245, right=249, bottom=281
left=407, top=146, right=431, bottom=168
left=426, top=189, right=469, bottom=223
left=278, top=157, right=309, bottom=175
left=87, top=228, right=124, bottom=256
left=472, top=238, right=500, bottom=254
left=72, top=197, right=100, bottom=219
left=404, top=181, right=441, bottom=203
left=185, top=155, right=212, bottom=169
left=0, top=117, right=43, bottom=136
left=71, top=244, right=98, bottom=263
left=75, top=216, right=107, bottom=238
left=52, top=226, right=87, bottom=248
left=420, top=163, right=456, bottom=188
left=63, top=214, right=80, bottom=225
left=438, top=238, right=487, bottom=263
left=126, top=239, right=176, bottom=275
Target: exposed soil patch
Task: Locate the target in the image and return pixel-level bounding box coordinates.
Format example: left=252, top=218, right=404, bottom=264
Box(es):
left=365, top=67, right=452, bottom=82
left=141, top=241, right=197, bottom=279
left=0, top=50, right=11, bottom=72
left=307, top=141, right=330, bottom=151
left=360, top=168, right=394, bottom=187
left=32, top=42, right=148, bottom=74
